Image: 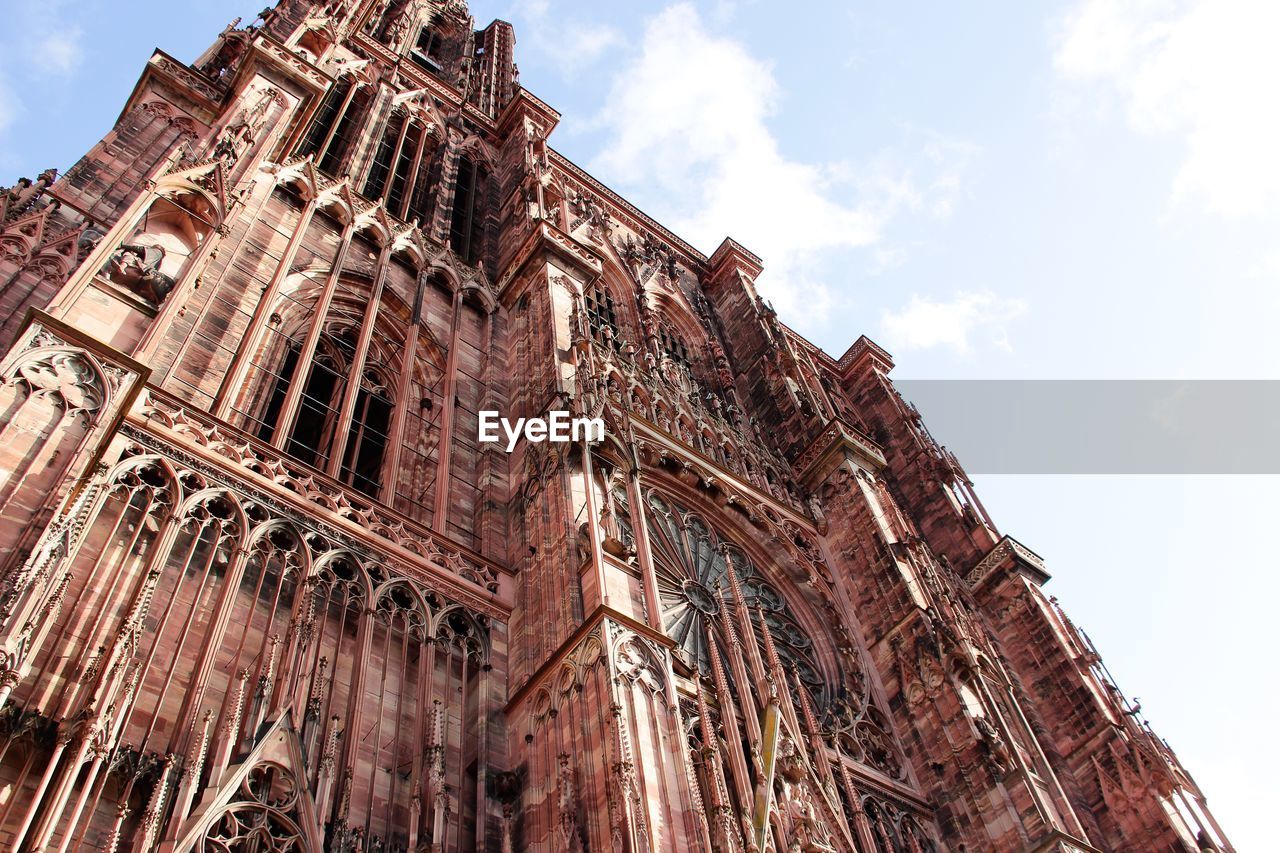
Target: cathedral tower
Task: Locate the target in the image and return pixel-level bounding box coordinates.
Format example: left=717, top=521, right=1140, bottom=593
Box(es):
left=0, top=1, right=1230, bottom=850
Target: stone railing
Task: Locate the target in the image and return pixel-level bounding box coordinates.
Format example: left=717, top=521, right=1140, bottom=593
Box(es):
left=130, top=387, right=506, bottom=606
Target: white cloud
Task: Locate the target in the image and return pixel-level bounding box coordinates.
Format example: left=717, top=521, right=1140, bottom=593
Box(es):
left=879, top=291, right=1027, bottom=353
left=516, top=0, right=550, bottom=17
left=1055, top=0, right=1280, bottom=216
left=1247, top=251, right=1280, bottom=283
left=588, top=3, right=969, bottom=323
left=870, top=246, right=908, bottom=275
left=554, top=22, right=622, bottom=75
left=510, top=0, right=621, bottom=78
left=38, top=30, right=84, bottom=76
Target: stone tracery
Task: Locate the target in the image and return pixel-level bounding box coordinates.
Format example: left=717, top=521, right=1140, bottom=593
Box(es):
left=0, top=436, right=497, bottom=850
left=642, top=490, right=830, bottom=706
left=0, top=0, right=1234, bottom=849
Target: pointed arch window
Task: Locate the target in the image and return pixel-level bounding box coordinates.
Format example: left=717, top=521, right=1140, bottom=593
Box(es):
left=449, top=155, right=488, bottom=266
left=640, top=490, right=828, bottom=706
left=284, top=355, right=339, bottom=464
left=298, top=79, right=369, bottom=176
left=660, top=327, right=690, bottom=367
left=251, top=323, right=395, bottom=500
left=363, top=113, right=406, bottom=201
left=340, top=369, right=394, bottom=495
left=583, top=285, right=619, bottom=342
left=255, top=343, right=300, bottom=445
left=386, top=127, right=422, bottom=215
left=362, top=111, right=435, bottom=224
left=287, top=329, right=356, bottom=468
left=410, top=26, right=446, bottom=74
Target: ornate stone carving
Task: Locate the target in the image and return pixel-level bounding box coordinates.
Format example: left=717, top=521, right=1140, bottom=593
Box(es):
left=10, top=348, right=105, bottom=413
left=118, top=416, right=506, bottom=622
left=101, top=243, right=176, bottom=305
left=776, top=736, right=838, bottom=852
left=150, top=54, right=224, bottom=101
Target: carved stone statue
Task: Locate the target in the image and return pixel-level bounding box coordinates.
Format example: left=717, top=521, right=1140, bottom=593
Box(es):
left=776, top=736, right=837, bottom=852
left=975, top=715, right=1011, bottom=775
left=213, top=87, right=279, bottom=165
left=103, top=243, right=176, bottom=305
left=77, top=223, right=105, bottom=259
left=598, top=471, right=634, bottom=559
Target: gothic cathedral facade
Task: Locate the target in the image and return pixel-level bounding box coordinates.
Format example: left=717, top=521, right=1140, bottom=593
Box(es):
left=0, top=1, right=1231, bottom=851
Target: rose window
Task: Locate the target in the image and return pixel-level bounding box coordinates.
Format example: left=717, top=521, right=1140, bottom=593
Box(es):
left=642, top=491, right=829, bottom=707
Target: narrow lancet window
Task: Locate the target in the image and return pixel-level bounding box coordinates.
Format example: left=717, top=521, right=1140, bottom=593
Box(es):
left=299, top=80, right=368, bottom=176
left=363, top=113, right=405, bottom=201
left=660, top=328, right=690, bottom=367
left=341, top=372, right=394, bottom=497
left=449, top=155, right=487, bottom=266
left=287, top=341, right=347, bottom=468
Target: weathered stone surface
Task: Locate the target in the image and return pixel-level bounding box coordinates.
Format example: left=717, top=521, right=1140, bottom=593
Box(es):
left=0, top=1, right=1230, bottom=851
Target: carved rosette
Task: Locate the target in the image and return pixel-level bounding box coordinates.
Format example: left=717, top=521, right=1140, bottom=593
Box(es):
left=641, top=489, right=830, bottom=706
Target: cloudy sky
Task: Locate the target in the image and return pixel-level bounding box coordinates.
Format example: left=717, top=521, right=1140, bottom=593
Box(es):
left=2, top=0, right=1274, bottom=845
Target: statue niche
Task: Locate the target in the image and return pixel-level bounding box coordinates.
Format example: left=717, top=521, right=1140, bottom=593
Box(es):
left=105, top=243, right=173, bottom=305
left=572, top=454, right=636, bottom=565
left=101, top=192, right=214, bottom=306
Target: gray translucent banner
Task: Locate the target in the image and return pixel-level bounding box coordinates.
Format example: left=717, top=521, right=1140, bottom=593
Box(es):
left=895, top=380, right=1280, bottom=474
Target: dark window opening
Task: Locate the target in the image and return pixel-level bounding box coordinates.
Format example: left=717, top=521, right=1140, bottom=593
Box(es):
left=584, top=287, right=619, bottom=342
left=319, top=89, right=369, bottom=175
left=287, top=354, right=342, bottom=467
left=405, top=158, right=436, bottom=226
left=299, top=81, right=348, bottom=158
left=364, top=113, right=434, bottom=218
left=286, top=329, right=356, bottom=468
left=386, top=124, right=422, bottom=216
left=256, top=343, right=301, bottom=444
left=363, top=113, right=405, bottom=201
left=410, top=27, right=445, bottom=73
left=341, top=375, right=394, bottom=498
left=252, top=319, right=401, bottom=502
left=448, top=156, right=487, bottom=266
left=300, top=81, right=368, bottom=176
left=661, top=329, right=690, bottom=367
